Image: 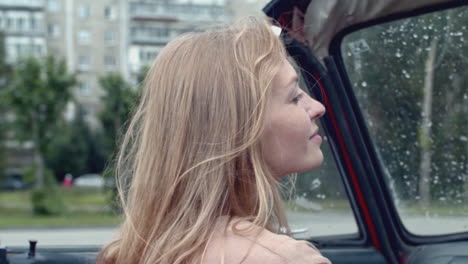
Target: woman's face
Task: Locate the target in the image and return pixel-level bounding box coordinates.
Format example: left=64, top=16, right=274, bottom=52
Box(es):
left=261, top=59, right=326, bottom=178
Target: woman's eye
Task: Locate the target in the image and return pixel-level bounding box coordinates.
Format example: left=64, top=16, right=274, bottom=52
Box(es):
left=292, top=93, right=304, bottom=104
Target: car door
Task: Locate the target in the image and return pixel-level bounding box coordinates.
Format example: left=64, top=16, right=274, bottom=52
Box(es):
left=264, top=0, right=468, bottom=263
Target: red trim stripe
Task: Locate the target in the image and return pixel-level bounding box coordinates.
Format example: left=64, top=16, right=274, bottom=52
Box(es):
left=314, top=73, right=382, bottom=251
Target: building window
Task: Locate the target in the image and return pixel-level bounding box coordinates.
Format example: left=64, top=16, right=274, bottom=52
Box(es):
left=104, top=55, right=116, bottom=70
left=81, top=104, right=92, bottom=117
left=6, top=17, right=12, bottom=29
left=17, top=18, right=24, bottom=31
left=79, top=81, right=91, bottom=96
left=15, top=44, right=22, bottom=57
left=34, top=44, right=43, bottom=56
left=104, top=30, right=116, bottom=45
left=78, top=55, right=91, bottom=71
left=47, top=0, right=60, bottom=12
left=78, top=4, right=90, bottom=19
left=104, top=6, right=117, bottom=20
left=149, top=27, right=169, bottom=37
left=139, top=50, right=158, bottom=62
left=47, top=24, right=60, bottom=38
left=139, top=50, right=146, bottom=61
left=78, top=30, right=91, bottom=44
left=30, top=17, right=36, bottom=31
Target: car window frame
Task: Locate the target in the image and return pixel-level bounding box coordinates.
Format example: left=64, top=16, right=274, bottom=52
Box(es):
left=328, top=0, right=468, bottom=246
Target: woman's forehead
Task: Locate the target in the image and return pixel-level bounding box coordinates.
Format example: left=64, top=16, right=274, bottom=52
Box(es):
left=271, top=60, right=298, bottom=95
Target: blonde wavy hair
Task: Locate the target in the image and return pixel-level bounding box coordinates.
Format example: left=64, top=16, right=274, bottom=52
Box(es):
left=98, top=17, right=289, bottom=264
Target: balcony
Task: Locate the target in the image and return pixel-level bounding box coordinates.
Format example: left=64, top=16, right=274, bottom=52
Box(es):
left=0, top=0, right=44, bottom=10
left=129, top=2, right=227, bottom=23
left=130, top=32, right=171, bottom=45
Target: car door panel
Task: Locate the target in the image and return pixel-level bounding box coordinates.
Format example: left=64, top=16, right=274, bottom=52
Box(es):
left=321, top=248, right=387, bottom=264
left=407, top=242, right=468, bottom=264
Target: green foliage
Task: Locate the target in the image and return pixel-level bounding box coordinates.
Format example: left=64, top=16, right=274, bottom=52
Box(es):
left=0, top=31, right=11, bottom=182
left=98, top=72, right=139, bottom=158
left=23, top=166, right=37, bottom=185
left=137, top=64, right=150, bottom=85
left=5, top=55, right=76, bottom=150
left=30, top=169, right=66, bottom=215
left=417, top=127, right=432, bottom=149
left=98, top=72, right=140, bottom=209
left=45, top=107, right=106, bottom=180
left=4, top=55, right=76, bottom=187
left=0, top=31, right=11, bottom=83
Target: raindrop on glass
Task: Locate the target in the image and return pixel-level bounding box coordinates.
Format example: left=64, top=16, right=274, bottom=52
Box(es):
left=450, top=32, right=463, bottom=36
left=310, top=178, right=321, bottom=190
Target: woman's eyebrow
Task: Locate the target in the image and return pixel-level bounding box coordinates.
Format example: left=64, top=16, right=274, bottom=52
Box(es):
left=286, top=75, right=299, bottom=90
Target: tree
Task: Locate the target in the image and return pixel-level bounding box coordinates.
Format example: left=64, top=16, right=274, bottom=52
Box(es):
left=0, top=31, right=11, bottom=182
left=137, top=65, right=150, bottom=85
left=99, top=72, right=139, bottom=160
left=45, top=106, right=106, bottom=181
left=98, top=72, right=139, bottom=211
left=4, top=55, right=76, bottom=188
left=418, top=39, right=437, bottom=208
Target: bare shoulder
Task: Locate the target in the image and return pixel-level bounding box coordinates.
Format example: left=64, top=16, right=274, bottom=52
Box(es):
left=200, top=218, right=332, bottom=264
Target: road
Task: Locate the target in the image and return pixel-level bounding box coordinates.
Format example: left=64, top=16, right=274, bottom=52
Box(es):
left=0, top=226, right=117, bottom=247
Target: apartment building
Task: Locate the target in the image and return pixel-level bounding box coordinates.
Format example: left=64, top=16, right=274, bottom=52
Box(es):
left=127, top=0, right=229, bottom=82
left=43, top=0, right=127, bottom=128
left=0, top=0, right=127, bottom=128
left=0, top=0, right=46, bottom=168
left=0, top=0, right=47, bottom=62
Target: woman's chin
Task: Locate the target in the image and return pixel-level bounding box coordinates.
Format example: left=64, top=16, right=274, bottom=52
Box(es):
left=299, top=153, right=324, bottom=173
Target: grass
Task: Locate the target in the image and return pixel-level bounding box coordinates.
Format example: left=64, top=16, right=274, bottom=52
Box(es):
left=2, top=188, right=467, bottom=228
left=0, top=211, right=121, bottom=228
left=284, top=199, right=352, bottom=212
left=396, top=201, right=468, bottom=216
left=284, top=198, right=468, bottom=216
left=0, top=187, right=121, bottom=229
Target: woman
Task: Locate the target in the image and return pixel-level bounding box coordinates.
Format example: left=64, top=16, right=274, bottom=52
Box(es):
left=98, top=17, right=330, bottom=264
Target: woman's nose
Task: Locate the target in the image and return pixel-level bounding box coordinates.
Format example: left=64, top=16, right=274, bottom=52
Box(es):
left=307, top=96, right=326, bottom=120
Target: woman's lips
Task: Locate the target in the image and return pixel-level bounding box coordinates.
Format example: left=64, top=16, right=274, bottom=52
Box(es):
left=309, top=128, right=322, bottom=143
left=310, top=133, right=322, bottom=143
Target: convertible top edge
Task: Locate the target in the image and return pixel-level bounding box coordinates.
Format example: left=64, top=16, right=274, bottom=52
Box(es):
left=304, top=0, right=454, bottom=59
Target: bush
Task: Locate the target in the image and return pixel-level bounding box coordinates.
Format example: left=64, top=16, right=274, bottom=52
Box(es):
left=23, top=166, right=37, bottom=185
left=31, top=169, right=66, bottom=216
left=102, top=166, right=121, bottom=214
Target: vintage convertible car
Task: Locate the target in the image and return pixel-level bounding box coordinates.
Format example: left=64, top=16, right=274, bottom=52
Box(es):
left=2, top=0, right=467, bottom=263
left=263, top=0, right=468, bottom=263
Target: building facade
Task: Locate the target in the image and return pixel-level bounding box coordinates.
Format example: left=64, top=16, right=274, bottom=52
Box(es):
left=0, top=0, right=47, bottom=63
left=43, top=0, right=127, bottom=128
left=127, top=0, right=229, bottom=82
